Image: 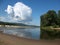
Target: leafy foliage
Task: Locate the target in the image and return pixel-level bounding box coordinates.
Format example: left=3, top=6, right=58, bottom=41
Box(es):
left=40, top=10, right=60, bottom=27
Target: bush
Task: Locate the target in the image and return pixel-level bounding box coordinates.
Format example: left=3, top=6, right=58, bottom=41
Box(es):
left=53, top=25, right=59, bottom=28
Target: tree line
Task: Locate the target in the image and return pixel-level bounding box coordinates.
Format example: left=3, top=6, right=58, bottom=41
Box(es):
left=40, top=10, right=60, bottom=27
left=0, top=21, right=26, bottom=26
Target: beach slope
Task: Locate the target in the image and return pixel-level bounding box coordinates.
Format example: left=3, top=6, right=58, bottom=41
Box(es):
left=0, top=33, right=60, bottom=45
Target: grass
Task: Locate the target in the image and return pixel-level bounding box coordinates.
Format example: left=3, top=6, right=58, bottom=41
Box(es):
left=40, top=26, right=60, bottom=31
left=40, top=26, right=53, bottom=30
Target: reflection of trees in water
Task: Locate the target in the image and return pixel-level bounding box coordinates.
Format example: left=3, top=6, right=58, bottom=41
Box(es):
left=40, top=29, right=60, bottom=39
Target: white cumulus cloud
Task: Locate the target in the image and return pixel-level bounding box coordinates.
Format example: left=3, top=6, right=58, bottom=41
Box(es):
left=5, top=2, right=32, bottom=22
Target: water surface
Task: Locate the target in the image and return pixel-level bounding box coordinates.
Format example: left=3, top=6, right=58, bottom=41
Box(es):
left=0, top=27, right=40, bottom=40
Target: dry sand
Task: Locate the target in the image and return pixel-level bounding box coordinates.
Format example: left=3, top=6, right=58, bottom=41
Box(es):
left=0, top=33, right=60, bottom=45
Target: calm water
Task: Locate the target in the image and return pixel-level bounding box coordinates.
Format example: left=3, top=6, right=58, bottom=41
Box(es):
left=0, top=27, right=40, bottom=40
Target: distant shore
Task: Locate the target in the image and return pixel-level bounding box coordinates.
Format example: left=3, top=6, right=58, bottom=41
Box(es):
left=0, top=32, right=60, bottom=45
left=0, top=26, right=39, bottom=29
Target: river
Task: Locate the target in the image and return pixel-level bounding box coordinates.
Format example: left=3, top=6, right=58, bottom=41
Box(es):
left=0, top=27, right=40, bottom=40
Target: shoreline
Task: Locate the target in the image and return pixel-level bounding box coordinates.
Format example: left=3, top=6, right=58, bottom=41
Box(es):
left=41, top=26, right=60, bottom=31
left=0, top=32, right=60, bottom=45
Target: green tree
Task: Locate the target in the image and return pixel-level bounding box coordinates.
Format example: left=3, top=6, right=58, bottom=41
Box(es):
left=58, top=10, right=60, bottom=17
left=40, top=10, right=57, bottom=27
left=47, top=10, right=57, bottom=26
left=57, top=10, right=60, bottom=26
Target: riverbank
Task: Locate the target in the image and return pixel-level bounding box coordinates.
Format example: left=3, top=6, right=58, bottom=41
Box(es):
left=41, top=26, right=60, bottom=31
left=0, top=32, right=60, bottom=45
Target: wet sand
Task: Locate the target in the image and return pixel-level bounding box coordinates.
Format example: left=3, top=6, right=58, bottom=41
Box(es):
left=0, top=33, right=60, bottom=45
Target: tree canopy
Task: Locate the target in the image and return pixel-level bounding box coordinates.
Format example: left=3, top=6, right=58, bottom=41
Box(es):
left=40, top=10, right=60, bottom=27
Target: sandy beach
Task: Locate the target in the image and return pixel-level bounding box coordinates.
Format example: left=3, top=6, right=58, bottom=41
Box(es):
left=0, top=33, right=60, bottom=45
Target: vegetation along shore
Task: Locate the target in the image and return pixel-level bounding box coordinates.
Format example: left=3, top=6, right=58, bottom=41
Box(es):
left=40, top=10, right=60, bottom=39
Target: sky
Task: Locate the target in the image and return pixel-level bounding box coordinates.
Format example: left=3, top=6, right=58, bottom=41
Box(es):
left=0, top=0, right=60, bottom=26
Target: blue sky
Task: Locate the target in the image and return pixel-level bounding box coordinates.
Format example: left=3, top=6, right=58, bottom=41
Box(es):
left=0, top=0, right=60, bottom=26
